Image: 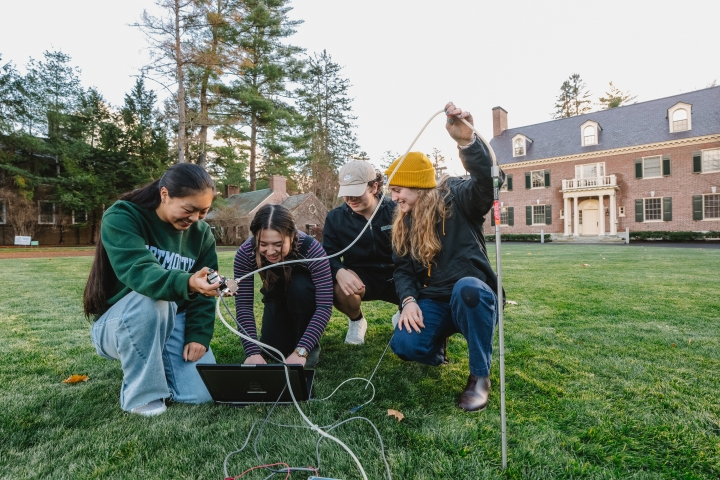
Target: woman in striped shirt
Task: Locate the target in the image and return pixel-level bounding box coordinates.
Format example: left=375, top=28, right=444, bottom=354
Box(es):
left=234, top=204, right=332, bottom=367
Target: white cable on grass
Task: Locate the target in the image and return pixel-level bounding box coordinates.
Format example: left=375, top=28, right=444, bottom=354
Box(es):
left=216, top=299, right=370, bottom=480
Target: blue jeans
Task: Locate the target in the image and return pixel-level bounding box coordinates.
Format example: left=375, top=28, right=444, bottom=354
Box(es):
left=91, top=291, right=215, bottom=411
left=390, top=277, right=498, bottom=377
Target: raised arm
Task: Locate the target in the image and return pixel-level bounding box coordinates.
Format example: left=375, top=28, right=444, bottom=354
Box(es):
left=444, top=102, right=504, bottom=224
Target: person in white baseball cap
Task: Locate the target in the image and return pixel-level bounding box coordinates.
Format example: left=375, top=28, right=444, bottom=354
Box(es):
left=322, top=160, right=399, bottom=344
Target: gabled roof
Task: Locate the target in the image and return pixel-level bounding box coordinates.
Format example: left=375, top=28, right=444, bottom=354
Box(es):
left=224, top=188, right=271, bottom=217
left=489, top=86, right=720, bottom=165
left=281, top=192, right=313, bottom=211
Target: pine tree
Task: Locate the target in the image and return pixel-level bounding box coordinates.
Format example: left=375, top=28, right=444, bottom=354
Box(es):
left=184, top=0, right=241, bottom=167
left=0, top=55, right=25, bottom=133
left=553, top=73, right=591, bottom=118
left=597, top=81, right=637, bottom=109
left=218, top=0, right=304, bottom=191
left=295, top=50, right=359, bottom=207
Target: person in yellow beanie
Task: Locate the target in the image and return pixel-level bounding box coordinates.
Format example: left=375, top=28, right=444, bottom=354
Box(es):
left=386, top=102, right=505, bottom=412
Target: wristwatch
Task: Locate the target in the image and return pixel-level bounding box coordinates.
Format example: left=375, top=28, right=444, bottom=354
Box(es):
left=294, top=347, right=309, bottom=358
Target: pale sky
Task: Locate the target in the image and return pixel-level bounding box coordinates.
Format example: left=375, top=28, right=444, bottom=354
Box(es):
left=1, top=0, right=719, bottom=175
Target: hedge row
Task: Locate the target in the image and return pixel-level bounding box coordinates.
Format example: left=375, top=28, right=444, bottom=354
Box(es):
left=485, top=234, right=552, bottom=243
left=629, top=231, right=720, bottom=242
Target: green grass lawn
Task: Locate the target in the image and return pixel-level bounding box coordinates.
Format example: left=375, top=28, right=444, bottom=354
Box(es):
left=1, top=245, right=719, bottom=479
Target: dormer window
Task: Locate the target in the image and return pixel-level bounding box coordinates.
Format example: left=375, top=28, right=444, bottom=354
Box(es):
left=580, top=120, right=600, bottom=146
left=672, top=109, right=688, bottom=132
left=668, top=102, right=692, bottom=132
left=512, top=134, right=531, bottom=158
left=514, top=138, right=524, bottom=156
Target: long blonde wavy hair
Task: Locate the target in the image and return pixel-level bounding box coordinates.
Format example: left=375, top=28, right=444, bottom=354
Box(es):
left=391, top=176, right=451, bottom=266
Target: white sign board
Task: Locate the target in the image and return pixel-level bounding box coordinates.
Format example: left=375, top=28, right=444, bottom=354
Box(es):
left=14, top=236, right=31, bottom=246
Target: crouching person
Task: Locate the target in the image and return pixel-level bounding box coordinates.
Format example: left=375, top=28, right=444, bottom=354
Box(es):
left=84, top=163, right=221, bottom=416
left=234, top=205, right=332, bottom=367
left=322, top=160, right=399, bottom=344
left=387, top=102, right=504, bottom=412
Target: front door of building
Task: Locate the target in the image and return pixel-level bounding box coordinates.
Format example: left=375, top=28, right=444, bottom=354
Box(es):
left=582, top=209, right=599, bottom=235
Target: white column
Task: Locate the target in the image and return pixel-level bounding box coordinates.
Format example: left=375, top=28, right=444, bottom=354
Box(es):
left=610, top=192, right=617, bottom=235
left=599, top=195, right=605, bottom=236
left=563, top=196, right=570, bottom=236
left=573, top=196, right=579, bottom=237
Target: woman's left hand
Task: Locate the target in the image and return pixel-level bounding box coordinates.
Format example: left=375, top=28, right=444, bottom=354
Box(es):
left=445, top=102, right=475, bottom=146
left=285, top=352, right=307, bottom=366
left=183, top=342, right=207, bottom=362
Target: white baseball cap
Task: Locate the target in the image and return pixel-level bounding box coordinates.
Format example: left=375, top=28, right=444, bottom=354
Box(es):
left=337, top=160, right=377, bottom=197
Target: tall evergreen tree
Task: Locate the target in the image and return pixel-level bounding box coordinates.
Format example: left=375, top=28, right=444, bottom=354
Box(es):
left=218, top=0, right=304, bottom=190
left=553, top=73, right=592, bottom=118
left=295, top=50, right=359, bottom=206
left=184, top=0, right=241, bottom=167
left=597, top=81, right=637, bottom=109
left=0, top=55, right=25, bottom=133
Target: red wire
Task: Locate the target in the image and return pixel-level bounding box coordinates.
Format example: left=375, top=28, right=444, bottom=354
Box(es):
left=230, top=462, right=291, bottom=480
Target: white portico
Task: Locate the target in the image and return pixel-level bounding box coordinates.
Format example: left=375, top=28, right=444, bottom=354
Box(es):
left=561, top=162, right=619, bottom=237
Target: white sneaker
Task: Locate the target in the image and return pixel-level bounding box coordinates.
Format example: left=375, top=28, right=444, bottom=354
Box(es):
left=392, top=311, right=400, bottom=329
left=130, top=399, right=167, bottom=417
left=345, top=318, right=367, bottom=344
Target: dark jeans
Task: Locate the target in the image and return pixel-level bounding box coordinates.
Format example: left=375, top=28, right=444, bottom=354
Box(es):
left=390, top=277, right=498, bottom=377
left=260, top=270, right=317, bottom=357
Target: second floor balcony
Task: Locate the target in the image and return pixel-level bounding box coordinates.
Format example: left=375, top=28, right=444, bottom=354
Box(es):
left=562, top=174, right=617, bottom=191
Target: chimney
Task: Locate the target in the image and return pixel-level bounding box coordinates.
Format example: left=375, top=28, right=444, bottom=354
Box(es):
left=224, top=184, right=239, bottom=197
left=269, top=175, right=287, bottom=196
left=492, top=106, right=508, bottom=137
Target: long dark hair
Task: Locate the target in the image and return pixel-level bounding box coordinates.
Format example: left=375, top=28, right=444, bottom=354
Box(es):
left=83, top=163, right=215, bottom=317
left=250, top=204, right=299, bottom=290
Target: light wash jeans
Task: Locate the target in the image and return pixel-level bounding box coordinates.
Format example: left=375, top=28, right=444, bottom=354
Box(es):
left=390, top=277, right=498, bottom=377
left=91, top=291, right=215, bottom=411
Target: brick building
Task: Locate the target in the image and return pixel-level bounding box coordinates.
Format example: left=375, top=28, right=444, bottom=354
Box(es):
left=485, top=86, right=720, bottom=239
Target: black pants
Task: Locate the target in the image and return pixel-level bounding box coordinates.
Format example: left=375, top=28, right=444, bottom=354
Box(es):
left=260, top=270, right=317, bottom=358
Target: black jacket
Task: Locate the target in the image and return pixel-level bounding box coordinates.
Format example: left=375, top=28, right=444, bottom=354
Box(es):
left=322, top=196, right=396, bottom=279
left=393, top=138, right=504, bottom=303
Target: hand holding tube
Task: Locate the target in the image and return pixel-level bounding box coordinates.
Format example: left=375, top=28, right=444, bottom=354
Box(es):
left=444, top=102, right=475, bottom=146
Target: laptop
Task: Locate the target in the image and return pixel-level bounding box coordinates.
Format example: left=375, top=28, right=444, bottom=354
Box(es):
left=196, top=364, right=315, bottom=406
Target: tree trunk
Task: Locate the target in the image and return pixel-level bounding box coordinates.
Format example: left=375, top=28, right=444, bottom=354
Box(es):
left=197, top=3, right=222, bottom=168
left=175, top=0, right=186, bottom=163
left=250, top=116, right=257, bottom=191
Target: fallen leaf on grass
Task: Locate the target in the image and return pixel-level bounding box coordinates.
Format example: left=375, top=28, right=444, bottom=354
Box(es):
left=506, top=300, right=518, bottom=305
left=582, top=263, right=590, bottom=267
left=388, top=409, right=404, bottom=422
left=62, top=374, right=89, bottom=384
left=671, top=344, right=676, bottom=348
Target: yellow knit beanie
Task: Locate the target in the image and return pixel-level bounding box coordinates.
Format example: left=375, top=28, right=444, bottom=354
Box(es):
left=384, top=152, right=436, bottom=189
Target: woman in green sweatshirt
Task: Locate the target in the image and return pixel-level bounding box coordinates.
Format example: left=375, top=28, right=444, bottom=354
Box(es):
left=83, top=163, right=223, bottom=416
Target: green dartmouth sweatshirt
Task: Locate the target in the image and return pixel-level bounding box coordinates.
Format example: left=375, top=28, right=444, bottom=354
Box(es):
left=100, top=200, right=218, bottom=348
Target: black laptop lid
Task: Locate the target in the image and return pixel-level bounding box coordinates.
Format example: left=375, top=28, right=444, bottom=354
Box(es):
left=196, top=364, right=313, bottom=404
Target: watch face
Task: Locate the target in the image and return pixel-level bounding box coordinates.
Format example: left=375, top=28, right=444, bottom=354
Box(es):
left=295, top=347, right=309, bottom=358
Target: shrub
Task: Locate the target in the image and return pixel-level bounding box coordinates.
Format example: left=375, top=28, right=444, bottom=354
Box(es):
left=628, top=231, right=720, bottom=242
left=486, top=234, right=552, bottom=242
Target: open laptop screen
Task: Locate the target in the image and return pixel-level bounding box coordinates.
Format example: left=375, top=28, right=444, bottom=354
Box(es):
left=196, top=364, right=314, bottom=405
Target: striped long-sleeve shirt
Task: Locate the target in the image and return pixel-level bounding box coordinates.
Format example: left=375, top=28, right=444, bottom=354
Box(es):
left=233, top=231, right=333, bottom=357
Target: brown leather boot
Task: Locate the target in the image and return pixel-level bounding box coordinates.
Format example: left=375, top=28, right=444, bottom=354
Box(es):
left=457, top=374, right=490, bottom=412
